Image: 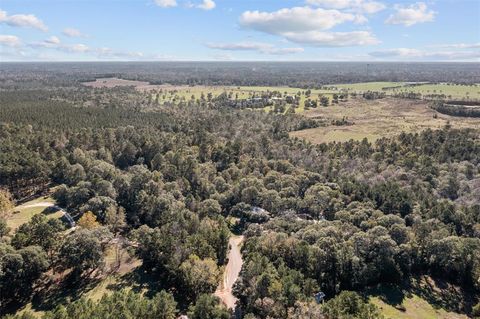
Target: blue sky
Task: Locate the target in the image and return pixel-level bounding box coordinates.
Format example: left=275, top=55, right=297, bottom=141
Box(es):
left=0, top=0, right=479, bottom=61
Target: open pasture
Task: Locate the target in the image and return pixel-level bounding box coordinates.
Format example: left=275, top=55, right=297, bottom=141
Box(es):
left=147, top=85, right=336, bottom=114
left=290, top=97, right=480, bottom=144
left=327, top=82, right=480, bottom=100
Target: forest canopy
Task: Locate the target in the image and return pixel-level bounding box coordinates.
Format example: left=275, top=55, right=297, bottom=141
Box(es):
left=1, top=63, right=479, bottom=319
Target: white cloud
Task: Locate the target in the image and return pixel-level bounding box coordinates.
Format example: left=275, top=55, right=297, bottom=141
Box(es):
left=2, top=40, right=175, bottom=61
left=197, top=0, right=215, bottom=10
left=283, top=30, right=379, bottom=47
left=0, top=34, right=22, bottom=47
left=430, top=43, right=480, bottom=49
left=156, top=0, right=215, bottom=11
left=239, top=7, right=379, bottom=47
left=385, top=2, right=435, bottom=26
left=0, top=9, right=48, bottom=31
left=30, top=37, right=90, bottom=53
left=370, top=48, right=422, bottom=57
left=23, top=37, right=167, bottom=61
left=64, top=43, right=89, bottom=53
left=211, top=53, right=234, bottom=61
left=306, top=0, right=386, bottom=14
left=369, top=48, right=480, bottom=60
left=207, top=41, right=304, bottom=55
left=45, top=36, right=61, bottom=44
left=63, top=28, right=87, bottom=38
left=0, top=49, right=35, bottom=61
left=30, top=36, right=62, bottom=49
left=155, top=0, right=177, bottom=8
left=96, top=47, right=145, bottom=58
left=260, top=47, right=305, bottom=55
left=353, top=14, right=368, bottom=24
left=240, top=7, right=356, bottom=33
left=151, top=53, right=176, bottom=60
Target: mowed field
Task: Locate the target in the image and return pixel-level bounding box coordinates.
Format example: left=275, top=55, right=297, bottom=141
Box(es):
left=290, top=97, right=480, bottom=144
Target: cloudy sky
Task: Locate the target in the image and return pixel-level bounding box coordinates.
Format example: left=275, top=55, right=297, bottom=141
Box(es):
left=1, top=0, right=479, bottom=61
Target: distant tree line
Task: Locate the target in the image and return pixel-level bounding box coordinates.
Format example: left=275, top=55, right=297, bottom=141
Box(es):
left=431, top=101, right=480, bottom=117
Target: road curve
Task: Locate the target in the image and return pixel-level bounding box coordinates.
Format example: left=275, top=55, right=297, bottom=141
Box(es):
left=214, top=235, right=244, bottom=310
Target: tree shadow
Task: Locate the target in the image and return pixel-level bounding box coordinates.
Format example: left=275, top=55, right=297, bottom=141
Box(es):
left=106, top=265, right=161, bottom=296
left=367, top=283, right=406, bottom=308
left=105, top=265, right=191, bottom=311
left=409, top=275, right=475, bottom=314
left=42, top=206, right=60, bottom=215
left=1, top=271, right=103, bottom=316
left=366, top=275, right=476, bottom=315
left=29, top=271, right=103, bottom=313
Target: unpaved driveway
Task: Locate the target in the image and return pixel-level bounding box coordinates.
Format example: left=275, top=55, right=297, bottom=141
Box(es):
left=214, top=235, right=244, bottom=310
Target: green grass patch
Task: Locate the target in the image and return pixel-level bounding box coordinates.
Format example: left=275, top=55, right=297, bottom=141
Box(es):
left=367, top=279, right=471, bottom=319
left=371, top=294, right=468, bottom=319
left=8, top=197, right=61, bottom=232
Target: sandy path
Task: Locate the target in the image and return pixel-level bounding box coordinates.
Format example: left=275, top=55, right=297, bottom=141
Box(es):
left=214, top=235, right=244, bottom=310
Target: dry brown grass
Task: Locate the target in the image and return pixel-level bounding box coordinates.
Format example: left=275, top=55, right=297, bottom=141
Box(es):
left=290, top=97, right=480, bottom=144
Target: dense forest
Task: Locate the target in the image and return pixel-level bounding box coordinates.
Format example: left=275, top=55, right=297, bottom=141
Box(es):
left=1, top=62, right=480, bottom=89
left=0, top=64, right=479, bottom=319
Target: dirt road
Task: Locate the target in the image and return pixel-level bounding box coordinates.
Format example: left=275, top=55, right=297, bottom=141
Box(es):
left=214, top=235, right=244, bottom=310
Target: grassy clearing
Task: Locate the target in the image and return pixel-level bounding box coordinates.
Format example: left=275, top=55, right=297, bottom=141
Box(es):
left=367, top=278, right=471, bottom=319
left=371, top=294, right=468, bottom=319
left=149, top=85, right=334, bottom=114
left=147, top=82, right=478, bottom=122
left=290, top=97, right=480, bottom=144
left=84, top=78, right=480, bottom=101
left=327, top=82, right=403, bottom=92
left=80, top=246, right=142, bottom=302
left=396, top=83, right=480, bottom=100
left=7, top=196, right=60, bottom=232
left=327, top=82, right=480, bottom=100
left=84, top=78, right=339, bottom=114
